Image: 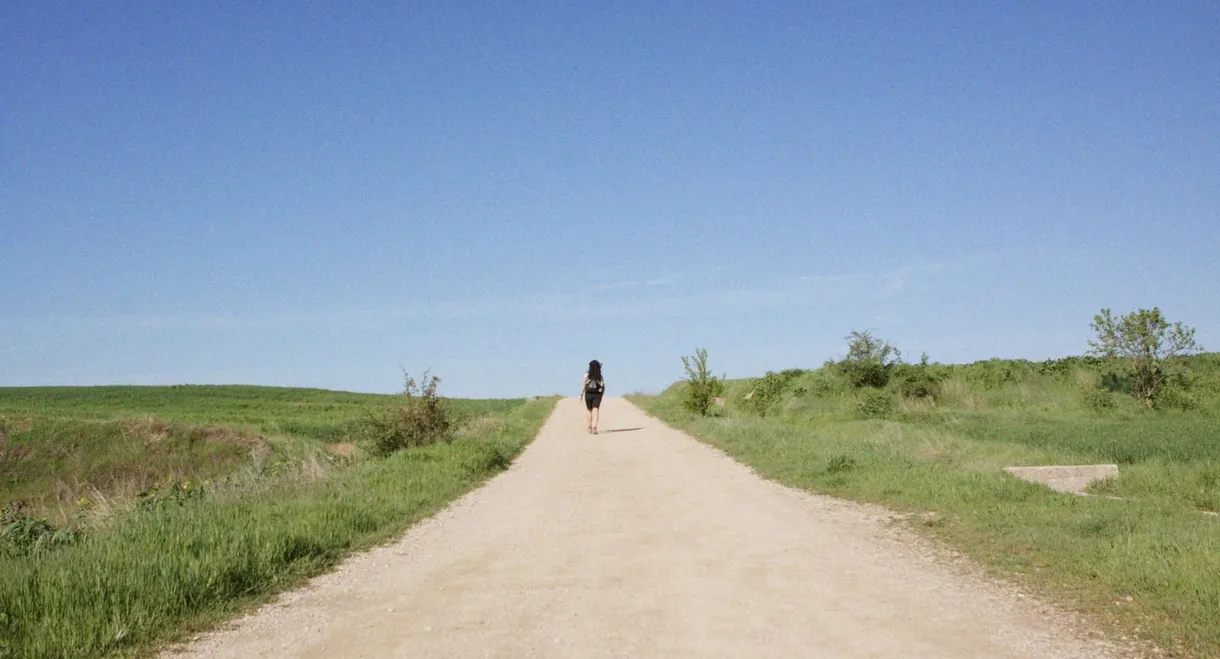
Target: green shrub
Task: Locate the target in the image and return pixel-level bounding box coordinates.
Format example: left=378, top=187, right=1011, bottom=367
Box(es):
left=825, top=454, right=857, bottom=474
left=1158, top=383, right=1198, bottom=411
left=1034, top=355, right=1108, bottom=380
left=855, top=388, right=894, bottom=418
left=745, top=370, right=804, bottom=416
left=1079, top=385, right=1115, bottom=412
left=136, top=478, right=208, bottom=511
left=1, top=502, right=82, bottom=558
left=1185, top=353, right=1220, bottom=403
left=804, top=369, right=847, bottom=398
left=1100, top=370, right=1130, bottom=394
left=681, top=348, right=725, bottom=416
left=836, top=330, right=901, bottom=388
left=959, top=358, right=1035, bottom=390
left=363, top=370, right=454, bottom=456
left=892, top=356, right=942, bottom=400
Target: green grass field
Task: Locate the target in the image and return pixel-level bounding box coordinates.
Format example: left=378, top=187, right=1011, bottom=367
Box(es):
left=0, top=385, right=557, bottom=659
left=0, top=384, right=522, bottom=442
left=630, top=355, right=1220, bottom=658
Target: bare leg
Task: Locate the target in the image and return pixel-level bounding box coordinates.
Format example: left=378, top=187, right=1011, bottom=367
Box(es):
left=585, top=405, right=592, bottom=432
left=591, top=406, right=600, bottom=433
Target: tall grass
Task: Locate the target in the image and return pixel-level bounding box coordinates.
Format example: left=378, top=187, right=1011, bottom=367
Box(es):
left=1, top=417, right=260, bottom=527
left=0, top=389, right=557, bottom=659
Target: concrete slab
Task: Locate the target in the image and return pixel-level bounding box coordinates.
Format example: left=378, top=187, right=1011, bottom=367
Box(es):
left=1002, top=464, right=1119, bottom=495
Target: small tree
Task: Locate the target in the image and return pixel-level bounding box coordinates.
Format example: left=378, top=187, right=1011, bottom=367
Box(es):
left=681, top=348, right=725, bottom=416
left=365, top=369, right=454, bottom=455
left=837, top=330, right=902, bottom=389
left=1088, top=307, right=1201, bottom=409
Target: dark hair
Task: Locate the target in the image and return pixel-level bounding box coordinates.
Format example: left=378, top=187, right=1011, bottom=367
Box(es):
left=588, top=360, right=602, bottom=380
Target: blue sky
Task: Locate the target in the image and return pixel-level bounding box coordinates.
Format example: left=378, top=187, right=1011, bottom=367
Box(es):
left=2, top=1, right=1217, bottom=398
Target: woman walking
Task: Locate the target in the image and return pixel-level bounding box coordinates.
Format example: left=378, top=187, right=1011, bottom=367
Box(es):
left=581, top=359, right=605, bottom=434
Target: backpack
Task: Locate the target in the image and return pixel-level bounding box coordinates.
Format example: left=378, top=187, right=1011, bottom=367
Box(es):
left=585, top=377, right=604, bottom=394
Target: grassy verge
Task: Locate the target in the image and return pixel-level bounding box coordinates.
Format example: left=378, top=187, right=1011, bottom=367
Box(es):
left=0, top=394, right=557, bottom=659
left=629, top=388, right=1219, bottom=658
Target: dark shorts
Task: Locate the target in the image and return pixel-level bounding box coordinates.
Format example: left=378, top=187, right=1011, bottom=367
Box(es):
left=584, top=393, right=603, bottom=410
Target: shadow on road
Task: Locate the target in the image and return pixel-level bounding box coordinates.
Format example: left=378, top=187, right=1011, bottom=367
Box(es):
left=600, top=428, right=643, bottom=434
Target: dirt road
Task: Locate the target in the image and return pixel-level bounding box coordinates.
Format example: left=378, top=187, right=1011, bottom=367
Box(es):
left=167, top=397, right=1125, bottom=658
